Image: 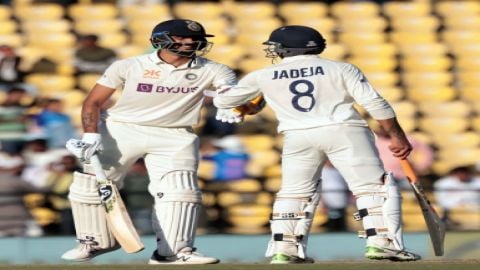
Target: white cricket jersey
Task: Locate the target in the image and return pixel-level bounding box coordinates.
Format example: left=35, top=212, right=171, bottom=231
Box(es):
left=97, top=51, right=237, bottom=127
left=214, top=55, right=395, bottom=133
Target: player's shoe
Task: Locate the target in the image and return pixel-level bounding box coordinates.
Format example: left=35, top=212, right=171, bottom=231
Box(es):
left=270, top=252, right=315, bottom=264
left=365, top=246, right=421, bottom=261
left=148, top=247, right=220, bottom=265
left=61, top=244, right=120, bottom=262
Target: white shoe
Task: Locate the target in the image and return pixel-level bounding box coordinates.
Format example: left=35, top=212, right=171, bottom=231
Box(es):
left=148, top=247, right=220, bottom=265
left=365, top=239, right=421, bottom=262
left=270, top=253, right=314, bottom=264
left=61, top=244, right=120, bottom=262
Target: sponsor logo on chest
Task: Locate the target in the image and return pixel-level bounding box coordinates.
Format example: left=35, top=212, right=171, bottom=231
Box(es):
left=136, top=83, right=198, bottom=94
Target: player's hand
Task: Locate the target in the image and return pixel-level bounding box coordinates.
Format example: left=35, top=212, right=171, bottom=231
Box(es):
left=388, top=136, right=412, bottom=160
left=215, top=108, right=244, bottom=123
left=66, top=133, right=103, bottom=162
left=233, top=95, right=266, bottom=115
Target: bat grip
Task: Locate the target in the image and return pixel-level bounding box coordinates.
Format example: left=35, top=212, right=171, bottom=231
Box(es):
left=399, top=159, right=418, bottom=184
left=90, top=155, right=108, bottom=181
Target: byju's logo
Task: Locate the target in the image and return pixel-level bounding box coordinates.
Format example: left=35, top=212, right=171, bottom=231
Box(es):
left=137, top=83, right=153, bottom=92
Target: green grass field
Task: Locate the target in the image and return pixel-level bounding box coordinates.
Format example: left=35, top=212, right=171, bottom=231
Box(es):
left=1, top=260, right=479, bottom=270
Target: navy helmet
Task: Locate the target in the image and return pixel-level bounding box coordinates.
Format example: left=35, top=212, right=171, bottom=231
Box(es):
left=263, top=25, right=326, bottom=59
left=150, top=19, right=214, bottom=57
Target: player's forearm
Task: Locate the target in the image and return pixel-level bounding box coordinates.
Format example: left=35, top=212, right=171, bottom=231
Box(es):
left=376, top=118, right=407, bottom=140
left=81, top=102, right=101, bottom=133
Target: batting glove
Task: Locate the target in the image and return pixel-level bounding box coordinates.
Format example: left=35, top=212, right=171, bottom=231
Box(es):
left=215, top=108, right=244, bottom=124
left=65, top=133, right=103, bottom=163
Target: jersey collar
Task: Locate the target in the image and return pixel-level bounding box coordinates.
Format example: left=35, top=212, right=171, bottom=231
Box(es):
left=280, top=54, right=320, bottom=63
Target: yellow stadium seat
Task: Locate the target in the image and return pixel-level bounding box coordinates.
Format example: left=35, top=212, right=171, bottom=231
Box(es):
left=331, top=1, right=379, bottom=19
left=0, top=5, right=11, bottom=20
left=249, top=149, right=280, bottom=168
left=401, top=56, right=452, bottom=72
left=0, top=33, right=23, bottom=47
left=98, top=33, right=128, bottom=49
left=16, top=46, right=45, bottom=66
left=338, top=16, right=387, bottom=33
left=472, top=116, right=480, bottom=132
left=321, top=43, right=347, bottom=61
left=174, top=2, right=223, bottom=20
left=279, top=2, right=328, bottom=20
left=115, top=45, right=148, bottom=59
left=14, top=4, right=64, bottom=21
left=348, top=56, right=396, bottom=72
left=224, top=178, right=262, bottom=192
left=449, top=43, right=480, bottom=57
left=390, top=101, right=417, bottom=117
left=402, top=72, right=452, bottom=87
left=0, top=20, right=16, bottom=35
left=131, top=33, right=153, bottom=47
left=30, top=207, right=60, bottom=226
left=241, top=134, right=275, bottom=151
left=441, top=31, right=480, bottom=46
left=407, top=87, right=456, bottom=102
left=26, top=33, right=75, bottom=48
left=338, top=32, right=386, bottom=46
left=456, top=57, right=480, bottom=72
left=383, top=1, right=431, bottom=18
left=448, top=206, right=480, bottom=230
left=459, top=87, right=480, bottom=101
left=77, top=73, right=101, bottom=91
left=74, top=19, right=124, bottom=35
left=375, top=86, right=403, bottom=102
left=435, top=0, right=480, bottom=18
left=419, top=117, right=469, bottom=134
left=437, top=148, right=480, bottom=165
left=56, top=90, right=86, bottom=108
left=349, top=43, right=397, bottom=58
left=228, top=2, right=276, bottom=19
left=43, top=48, right=74, bottom=64
left=389, top=32, right=437, bottom=45
left=264, top=177, right=281, bottom=193
left=457, top=72, right=480, bottom=87
left=390, top=16, right=440, bottom=32
left=284, top=17, right=336, bottom=37
left=238, top=57, right=272, bottom=74
left=235, top=18, right=282, bottom=34
left=217, top=192, right=272, bottom=207
left=264, top=164, right=281, bottom=178
left=206, top=44, right=245, bottom=67
left=202, top=192, right=216, bottom=207
left=198, top=160, right=215, bottom=180
left=430, top=132, right=480, bottom=149
left=197, top=18, right=230, bottom=36
left=364, top=71, right=399, bottom=88
left=68, top=4, right=118, bottom=20
left=396, top=116, right=416, bottom=133
left=397, top=43, right=448, bottom=57
left=120, top=4, right=170, bottom=20
left=418, top=101, right=471, bottom=117
left=444, top=16, right=480, bottom=30
left=22, top=19, right=71, bottom=34
left=25, top=74, right=76, bottom=94
left=127, top=19, right=159, bottom=36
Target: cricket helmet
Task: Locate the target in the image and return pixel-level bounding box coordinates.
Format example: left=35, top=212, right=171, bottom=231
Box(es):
left=150, top=19, right=214, bottom=57
left=263, top=25, right=326, bottom=59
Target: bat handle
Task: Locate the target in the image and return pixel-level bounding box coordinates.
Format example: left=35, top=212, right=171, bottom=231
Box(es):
left=399, top=159, right=418, bottom=184
left=90, top=154, right=108, bottom=181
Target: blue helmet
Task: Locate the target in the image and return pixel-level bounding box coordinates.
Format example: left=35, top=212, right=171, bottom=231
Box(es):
left=263, top=25, right=326, bottom=58
left=150, top=19, right=214, bottom=57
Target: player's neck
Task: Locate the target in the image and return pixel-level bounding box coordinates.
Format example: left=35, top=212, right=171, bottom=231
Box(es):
left=158, top=50, right=191, bottom=67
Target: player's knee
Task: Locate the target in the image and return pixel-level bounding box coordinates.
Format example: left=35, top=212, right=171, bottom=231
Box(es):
left=150, top=171, right=202, bottom=203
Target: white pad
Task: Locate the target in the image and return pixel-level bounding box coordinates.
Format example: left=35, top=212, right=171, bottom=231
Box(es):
left=68, top=172, right=116, bottom=249
left=151, top=171, right=202, bottom=256
left=265, top=183, right=321, bottom=259
left=354, top=173, right=404, bottom=250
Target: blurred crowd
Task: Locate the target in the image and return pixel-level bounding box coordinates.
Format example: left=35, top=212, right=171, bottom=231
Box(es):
left=1, top=0, right=480, bottom=237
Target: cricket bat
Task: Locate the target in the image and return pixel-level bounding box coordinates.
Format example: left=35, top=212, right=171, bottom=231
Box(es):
left=400, top=159, right=446, bottom=256
left=90, top=155, right=144, bottom=253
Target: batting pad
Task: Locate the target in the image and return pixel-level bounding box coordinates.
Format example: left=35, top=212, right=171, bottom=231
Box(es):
left=266, top=184, right=321, bottom=259
left=68, top=172, right=116, bottom=249
left=354, top=173, right=404, bottom=250
left=151, top=171, right=202, bottom=256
